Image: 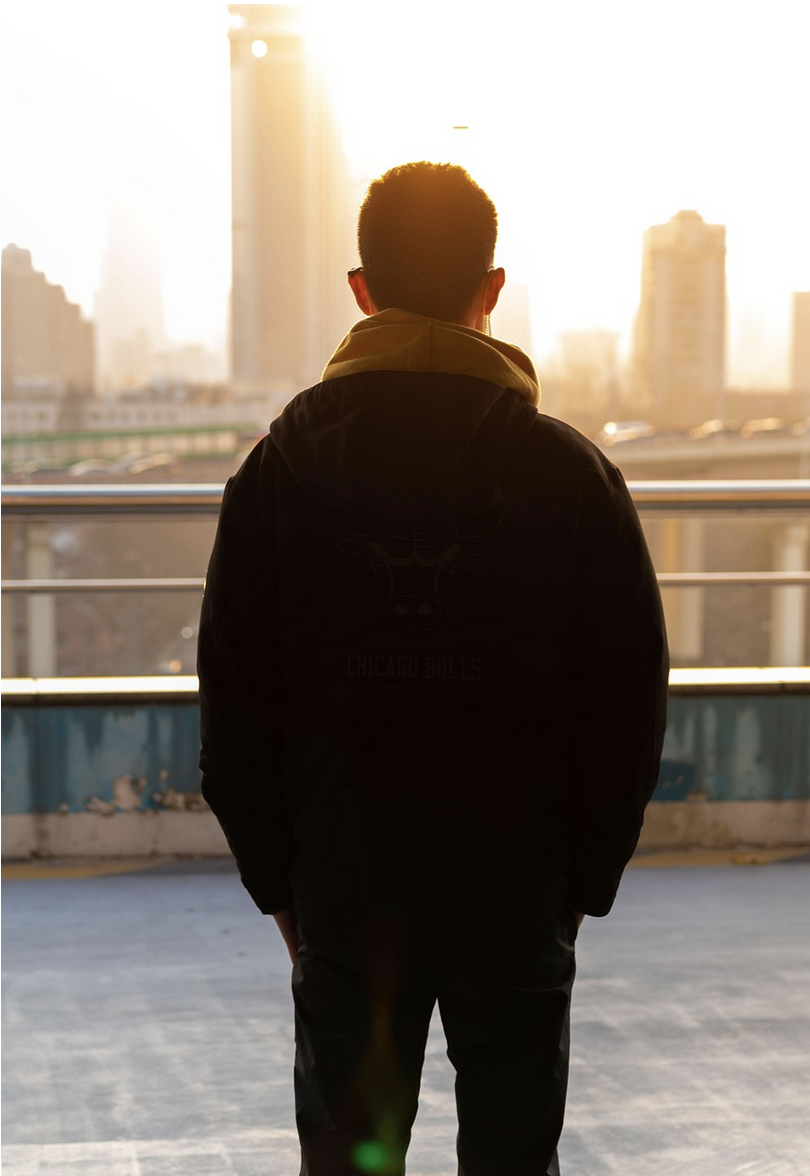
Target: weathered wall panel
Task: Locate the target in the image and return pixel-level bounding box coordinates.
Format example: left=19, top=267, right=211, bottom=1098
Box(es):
left=1, top=702, right=202, bottom=816
left=2, top=692, right=809, bottom=856
left=657, top=695, right=810, bottom=802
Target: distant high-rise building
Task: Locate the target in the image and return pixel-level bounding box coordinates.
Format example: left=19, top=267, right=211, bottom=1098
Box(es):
left=228, top=4, right=356, bottom=398
left=93, top=200, right=167, bottom=391
left=492, top=282, right=533, bottom=358
left=791, top=291, right=810, bottom=395
left=632, top=210, right=726, bottom=429
left=1, top=245, right=95, bottom=395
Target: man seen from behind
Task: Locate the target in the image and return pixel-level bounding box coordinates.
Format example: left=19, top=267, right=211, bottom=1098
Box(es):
left=198, top=161, right=669, bottom=1176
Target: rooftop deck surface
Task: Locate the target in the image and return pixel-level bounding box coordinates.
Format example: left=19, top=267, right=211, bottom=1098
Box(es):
left=3, top=851, right=809, bottom=1175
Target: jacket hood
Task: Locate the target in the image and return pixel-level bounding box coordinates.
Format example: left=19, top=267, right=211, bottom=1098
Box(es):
left=269, top=312, right=540, bottom=518
left=321, top=309, right=540, bottom=408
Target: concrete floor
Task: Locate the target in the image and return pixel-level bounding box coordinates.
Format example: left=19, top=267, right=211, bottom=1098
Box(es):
left=2, top=854, right=810, bottom=1176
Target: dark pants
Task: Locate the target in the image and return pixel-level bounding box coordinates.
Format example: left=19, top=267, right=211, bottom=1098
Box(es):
left=292, top=908, right=577, bottom=1176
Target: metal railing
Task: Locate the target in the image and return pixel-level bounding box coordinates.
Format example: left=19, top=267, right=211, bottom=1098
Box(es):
left=3, top=480, right=810, bottom=680
left=4, top=571, right=810, bottom=594
left=1, top=577, right=205, bottom=593
left=4, top=479, right=810, bottom=515
left=0, top=483, right=223, bottom=517
left=3, top=480, right=810, bottom=595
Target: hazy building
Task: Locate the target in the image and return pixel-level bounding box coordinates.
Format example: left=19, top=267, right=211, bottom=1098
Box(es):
left=492, top=281, right=534, bottom=358
left=543, top=329, right=621, bottom=434
left=228, top=4, right=356, bottom=398
left=1, top=245, right=95, bottom=396
left=791, top=291, right=810, bottom=396
left=632, top=210, right=726, bottom=430
left=154, top=342, right=228, bottom=386
left=93, top=201, right=167, bottom=392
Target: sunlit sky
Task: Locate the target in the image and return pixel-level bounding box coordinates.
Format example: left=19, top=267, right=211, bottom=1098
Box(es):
left=2, top=0, right=808, bottom=385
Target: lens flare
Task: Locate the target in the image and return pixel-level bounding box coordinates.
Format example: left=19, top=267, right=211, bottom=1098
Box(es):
left=351, top=1140, right=390, bottom=1173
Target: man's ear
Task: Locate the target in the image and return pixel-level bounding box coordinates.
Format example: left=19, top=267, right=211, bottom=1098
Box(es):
left=484, top=267, right=506, bottom=316
left=348, top=269, right=376, bottom=316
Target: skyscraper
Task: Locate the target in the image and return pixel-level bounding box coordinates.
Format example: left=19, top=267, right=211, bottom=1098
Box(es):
left=632, top=210, right=726, bottom=430
left=228, top=4, right=356, bottom=398
left=93, top=199, right=167, bottom=392
left=791, top=291, right=810, bottom=396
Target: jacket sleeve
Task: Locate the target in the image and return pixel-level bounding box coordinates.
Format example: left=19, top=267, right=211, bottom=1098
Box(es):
left=569, top=461, right=669, bottom=917
left=197, top=440, right=293, bottom=914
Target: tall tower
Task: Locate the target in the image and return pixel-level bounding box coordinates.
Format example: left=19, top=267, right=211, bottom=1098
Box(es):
left=228, top=4, right=356, bottom=399
left=93, top=199, right=167, bottom=392
left=791, top=291, right=810, bottom=396
left=632, top=210, right=726, bottom=429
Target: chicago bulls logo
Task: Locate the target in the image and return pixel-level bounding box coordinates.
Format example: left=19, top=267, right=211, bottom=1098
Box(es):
left=330, top=486, right=505, bottom=632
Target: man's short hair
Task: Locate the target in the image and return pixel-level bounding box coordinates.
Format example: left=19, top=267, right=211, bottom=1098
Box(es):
left=357, top=162, right=498, bottom=323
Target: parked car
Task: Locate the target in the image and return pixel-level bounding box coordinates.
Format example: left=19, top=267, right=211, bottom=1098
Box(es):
left=596, top=420, right=655, bottom=447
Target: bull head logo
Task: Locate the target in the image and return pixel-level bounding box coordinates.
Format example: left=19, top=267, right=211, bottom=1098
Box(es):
left=330, top=486, right=505, bottom=632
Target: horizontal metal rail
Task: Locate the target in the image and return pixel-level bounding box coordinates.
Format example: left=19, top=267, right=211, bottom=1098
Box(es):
left=629, top=480, right=810, bottom=510
left=0, top=483, right=224, bottom=517
left=4, top=571, right=810, bottom=594
left=1, top=578, right=205, bottom=593
left=657, top=571, right=810, bottom=587
left=3, top=479, right=810, bottom=516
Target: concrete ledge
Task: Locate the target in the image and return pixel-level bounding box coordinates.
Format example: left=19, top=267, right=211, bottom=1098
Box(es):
left=5, top=801, right=809, bottom=861
left=4, top=666, right=810, bottom=701
left=2, top=811, right=229, bottom=860
left=639, top=799, right=810, bottom=848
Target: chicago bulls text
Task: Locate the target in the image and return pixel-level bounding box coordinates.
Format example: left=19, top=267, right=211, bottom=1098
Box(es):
left=347, top=654, right=483, bottom=682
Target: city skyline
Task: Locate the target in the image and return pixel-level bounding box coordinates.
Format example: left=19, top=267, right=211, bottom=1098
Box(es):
left=2, top=0, right=808, bottom=388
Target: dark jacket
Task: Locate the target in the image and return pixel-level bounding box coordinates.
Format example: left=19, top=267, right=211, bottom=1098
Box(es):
left=198, top=360, right=668, bottom=931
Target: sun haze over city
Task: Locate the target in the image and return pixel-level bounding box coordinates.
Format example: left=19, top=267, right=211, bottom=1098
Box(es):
left=1, top=0, right=808, bottom=393
left=3, top=0, right=810, bottom=680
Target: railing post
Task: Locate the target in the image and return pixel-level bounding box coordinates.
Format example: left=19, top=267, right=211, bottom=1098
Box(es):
left=770, top=523, right=809, bottom=666
left=659, top=517, right=705, bottom=663
left=1, top=524, right=18, bottom=676
left=1, top=591, right=15, bottom=677
left=24, top=523, right=57, bottom=677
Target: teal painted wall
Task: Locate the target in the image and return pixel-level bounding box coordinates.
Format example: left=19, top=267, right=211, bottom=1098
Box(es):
left=1, top=702, right=201, bottom=815
left=2, top=693, right=809, bottom=816
left=658, top=695, right=810, bottom=802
